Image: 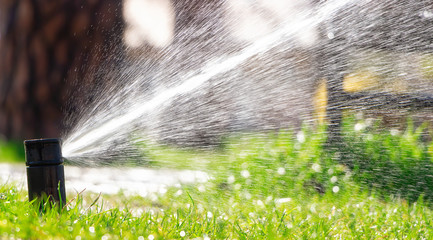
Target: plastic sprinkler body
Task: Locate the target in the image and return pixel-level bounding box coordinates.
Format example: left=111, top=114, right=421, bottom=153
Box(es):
left=24, top=138, right=66, bottom=205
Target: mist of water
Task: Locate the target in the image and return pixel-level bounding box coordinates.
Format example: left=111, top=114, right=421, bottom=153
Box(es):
left=61, top=0, right=433, bottom=166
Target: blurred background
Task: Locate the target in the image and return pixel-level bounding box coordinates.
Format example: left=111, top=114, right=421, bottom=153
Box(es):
left=0, top=0, right=432, bottom=152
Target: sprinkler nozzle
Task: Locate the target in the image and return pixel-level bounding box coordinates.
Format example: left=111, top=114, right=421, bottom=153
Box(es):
left=24, top=138, right=66, bottom=205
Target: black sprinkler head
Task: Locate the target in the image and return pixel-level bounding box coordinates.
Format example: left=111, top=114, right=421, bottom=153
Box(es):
left=24, top=138, right=66, bottom=205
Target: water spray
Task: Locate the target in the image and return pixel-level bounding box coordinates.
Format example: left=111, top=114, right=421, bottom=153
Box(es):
left=62, top=0, right=354, bottom=159
left=24, top=138, right=66, bottom=205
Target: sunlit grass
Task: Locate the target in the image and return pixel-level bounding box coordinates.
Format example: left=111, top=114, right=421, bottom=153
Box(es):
left=1, top=118, right=433, bottom=239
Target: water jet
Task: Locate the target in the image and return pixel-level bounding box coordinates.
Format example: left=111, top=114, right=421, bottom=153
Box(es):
left=24, top=138, right=66, bottom=205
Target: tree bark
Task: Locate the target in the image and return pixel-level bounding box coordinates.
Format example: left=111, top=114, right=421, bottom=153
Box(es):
left=0, top=0, right=124, bottom=140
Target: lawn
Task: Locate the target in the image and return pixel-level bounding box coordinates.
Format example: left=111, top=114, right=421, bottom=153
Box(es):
left=1, top=117, right=433, bottom=239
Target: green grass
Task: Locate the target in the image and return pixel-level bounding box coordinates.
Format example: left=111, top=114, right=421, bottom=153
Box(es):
left=1, top=118, right=433, bottom=239
left=0, top=139, right=25, bottom=163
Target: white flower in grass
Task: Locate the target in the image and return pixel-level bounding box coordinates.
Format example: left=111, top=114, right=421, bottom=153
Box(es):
left=207, top=211, right=213, bottom=218
left=147, top=234, right=154, bottom=240
left=180, top=231, right=186, bottom=237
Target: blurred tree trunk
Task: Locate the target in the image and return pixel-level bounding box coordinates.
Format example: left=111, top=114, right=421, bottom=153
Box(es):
left=0, top=0, right=124, bottom=140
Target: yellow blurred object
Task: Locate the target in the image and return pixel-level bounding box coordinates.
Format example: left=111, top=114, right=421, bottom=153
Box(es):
left=343, top=71, right=380, bottom=92
left=313, top=70, right=394, bottom=123
left=312, top=69, right=415, bottom=123
left=313, top=79, right=327, bottom=124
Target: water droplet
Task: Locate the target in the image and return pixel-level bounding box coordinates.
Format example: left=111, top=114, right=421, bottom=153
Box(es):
left=159, top=187, right=167, bottom=195
left=312, top=163, right=321, bottom=172
left=275, top=198, right=291, bottom=204
left=227, top=175, right=235, bottom=184
left=277, top=167, right=285, bottom=175
left=241, top=170, right=250, bottom=178
left=296, top=131, right=305, bottom=143
left=310, top=204, right=316, bottom=213
left=423, top=10, right=433, bottom=18
left=256, top=199, right=264, bottom=207
left=266, top=196, right=273, bottom=202
left=390, top=129, right=400, bottom=136
left=354, top=123, right=364, bottom=131
left=332, top=186, right=340, bottom=193
left=330, top=176, right=338, bottom=183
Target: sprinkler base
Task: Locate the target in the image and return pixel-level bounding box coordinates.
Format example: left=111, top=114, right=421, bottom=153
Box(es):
left=24, top=138, right=66, bottom=205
